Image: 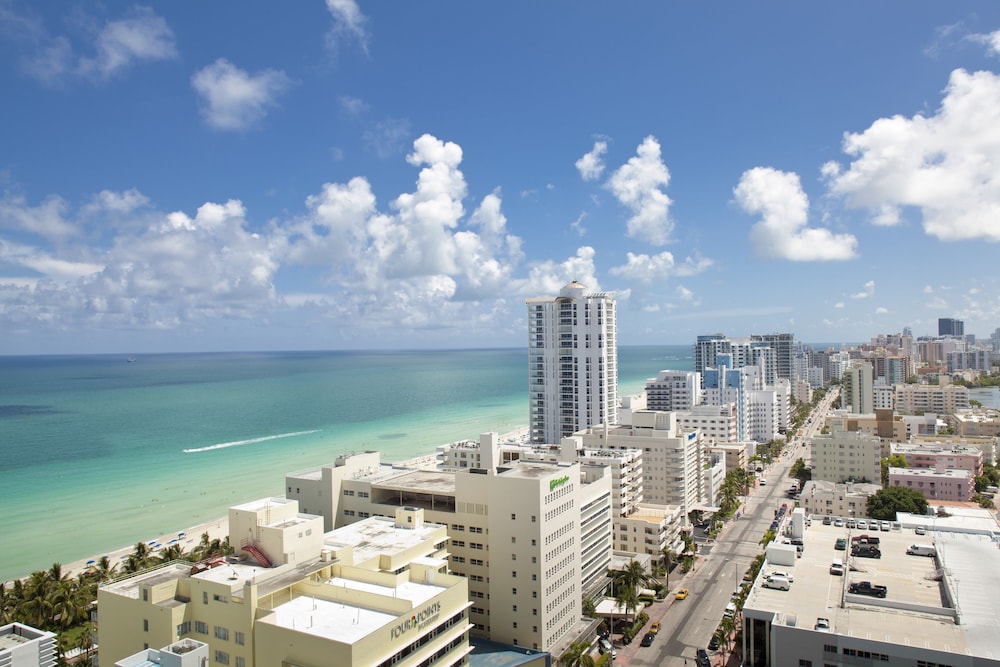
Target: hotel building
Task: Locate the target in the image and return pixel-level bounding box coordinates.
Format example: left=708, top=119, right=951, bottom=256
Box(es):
left=98, top=501, right=471, bottom=667
left=797, top=480, right=881, bottom=519
left=525, top=281, right=617, bottom=445
left=894, top=381, right=970, bottom=415
left=0, top=623, right=56, bottom=666
left=286, top=435, right=613, bottom=653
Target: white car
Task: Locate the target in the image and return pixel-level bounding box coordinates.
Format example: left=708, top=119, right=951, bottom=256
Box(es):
left=857, top=520, right=868, bottom=530
left=915, top=525, right=927, bottom=535
left=768, top=571, right=794, bottom=582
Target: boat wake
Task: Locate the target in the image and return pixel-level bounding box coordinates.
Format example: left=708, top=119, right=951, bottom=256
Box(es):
left=183, top=430, right=320, bottom=453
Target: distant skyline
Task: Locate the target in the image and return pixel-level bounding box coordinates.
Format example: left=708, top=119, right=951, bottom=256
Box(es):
left=2, top=3, right=1000, bottom=354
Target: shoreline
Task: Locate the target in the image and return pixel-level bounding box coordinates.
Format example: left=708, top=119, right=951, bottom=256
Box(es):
left=9, top=517, right=231, bottom=586
left=22, top=425, right=532, bottom=585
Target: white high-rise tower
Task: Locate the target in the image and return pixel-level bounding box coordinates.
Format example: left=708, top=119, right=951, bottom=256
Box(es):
left=526, top=281, right=617, bottom=444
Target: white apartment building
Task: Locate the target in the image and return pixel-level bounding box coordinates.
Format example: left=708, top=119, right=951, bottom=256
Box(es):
left=894, top=382, right=971, bottom=415
left=287, top=438, right=613, bottom=653
left=747, top=379, right=791, bottom=442
left=703, top=355, right=751, bottom=442
left=576, top=409, right=704, bottom=521
left=0, top=623, right=56, bottom=666
left=116, top=639, right=209, bottom=667
left=842, top=361, right=874, bottom=414
left=675, top=403, right=738, bottom=443
left=526, top=281, right=617, bottom=445
left=810, top=431, right=882, bottom=484
left=798, top=480, right=881, bottom=519
left=614, top=503, right=684, bottom=561
left=645, top=370, right=702, bottom=412
left=791, top=379, right=812, bottom=404
left=873, top=383, right=894, bottom=410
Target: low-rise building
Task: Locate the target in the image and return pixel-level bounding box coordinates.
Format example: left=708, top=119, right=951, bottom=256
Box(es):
left=115, top=638, right=209, bottom=667
left=890, top=442, right=984, bottom=477
left=888, top=463, right=975, bottom=502
left=798, top=480, right=881, bottom=519
left=98, top=503, right=471, bottom=667
left=952, top=409, right=1000, bottom=438
left=741, top=508, right=1000, bottom=665
left=0, top=623, right=56, bottom=667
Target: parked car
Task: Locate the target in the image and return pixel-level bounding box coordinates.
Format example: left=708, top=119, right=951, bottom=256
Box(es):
left=849, top=581, right=887, bottom=598
left=857, top=519, right=868, bottom=530
left=822, top=516, right=832, bottom=525
left=675, top=588, right=689, bottom=600
left=907, top=544, right=937, bottom=557
left=697, top=648, right=711, bottom=667
left=649, top=621, right=661, bottom=634
left=640, top=632, right=655, bottom=647
left=763, top=576, right=791, bottom=590
left=768, top=570, right=795, bottom=582
left=814, top=617, right=830, bottom=631
left=834, top=518, right=844, bottom=527
left=708, top=635, right=720, bottom=651
left=915, top=525, right=927, bottom=535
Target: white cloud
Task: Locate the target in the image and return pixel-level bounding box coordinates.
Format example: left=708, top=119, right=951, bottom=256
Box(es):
left=875, top=306, right=889, bottom=314
left=517, top=247, right=599, bottom=297
left=80, top=8, right=177, bottom=79
left=824, top=68, right=1000, bottom=242
left=576, top=141, right=607, bottom=181
left=339, top=95, right=369, bottom=115
left=0, top=194, right=78, bottom=240
left=675, top=285, right=696, bottom=302
left=734, top=166, right=858, bottom=261
left=834, top=302, right=845, bottom=308
left=851, top=280, right=875, bottom=299
left=3, top=6, right=176, bottom=85
left=969, top=29, right=1000, bottom=57
left=606, top=136, right=674, bottom=245
left=325, top=0, right=369, bottom=56
left=570, top=212, right=586, bottom=236
left=83, top=189, right=150, bottom=215
left=191, top=59, right=292, bottom=131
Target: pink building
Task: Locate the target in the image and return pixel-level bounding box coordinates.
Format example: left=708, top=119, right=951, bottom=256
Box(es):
left=889, top=442, right=983, bottom=478
left=888, top=461, right=974, bottom=502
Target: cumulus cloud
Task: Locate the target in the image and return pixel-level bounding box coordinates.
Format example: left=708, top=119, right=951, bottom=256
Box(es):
left=734, top=166, right=858, bottom=261
left=325, top=0, right=369, bottom=56
left=607, top=136, right=674, bottom=245
left=339, top=95, right=368, bottom=115
left=191, top=59, right=292, bottom=131
left=823, top=68, right=1000, bottom=242
left=851, top=280, right=875, bottom=299
left=675, top=285, right=697, bottom=303
left=2, top=6, right=176, bottom=85
left=609, top=251, right=712, bottom=283
left=0, top=195, right=78, bottom=240
left=576, top=141, right=607, bottom=181
left=875, top=306, right=889, bottom=314
left=517, top=247, right=599, bottom=297
left=969, top=29, right=1000, bottom=56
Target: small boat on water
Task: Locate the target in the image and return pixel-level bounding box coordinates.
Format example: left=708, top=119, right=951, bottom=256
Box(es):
left=127, top=357, right=136, bottom=363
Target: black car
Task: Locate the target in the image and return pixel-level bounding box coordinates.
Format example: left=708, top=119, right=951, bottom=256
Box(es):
left=640, top=632, right=655, bottom=647
left=708, top=635, right=720, bottom=651
left=697, top=648, right=711, bottom=666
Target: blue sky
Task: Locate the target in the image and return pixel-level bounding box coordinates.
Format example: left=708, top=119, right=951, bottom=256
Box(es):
left=2, top=2, right=1000, bottom=354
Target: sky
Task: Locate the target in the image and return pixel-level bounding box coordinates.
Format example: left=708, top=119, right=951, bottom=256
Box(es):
left=2, top=2, right=1000, bottom=355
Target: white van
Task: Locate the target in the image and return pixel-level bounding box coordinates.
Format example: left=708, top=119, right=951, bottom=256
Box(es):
left=829, top=558, right=844, bottom=576
left=762, top=576, right=791, bottom=591
left=906, top=544, right=937, bottom=557
left=723, top=602, right=737, bottom=618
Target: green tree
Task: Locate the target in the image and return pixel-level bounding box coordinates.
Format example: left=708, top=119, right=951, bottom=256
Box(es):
left=789, top=458, right=811, bottom=486
left=867, top=486, right=928, bottom=520
left=613, top=584, right=641, bottom=630
left=975, top=475, right=992, bottom=493
left=881, top=454, right=908, bottom=486
left=609, top=559, right=658, bottom=594
left=559, top=641, right=595, bottom=667
left=717, top=615, right=737, bottom=663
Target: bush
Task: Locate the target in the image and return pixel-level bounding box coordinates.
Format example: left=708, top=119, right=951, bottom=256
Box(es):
left=621, top=612, right=649, bottom=644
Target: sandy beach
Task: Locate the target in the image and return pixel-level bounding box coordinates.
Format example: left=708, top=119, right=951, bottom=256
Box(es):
left=55, top=516, right=231, bottom=583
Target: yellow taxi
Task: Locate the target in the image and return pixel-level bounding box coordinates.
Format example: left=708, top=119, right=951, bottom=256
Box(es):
left=675, top=588, right=689, bottom=600
left=649, top=621, right=661, bottom=634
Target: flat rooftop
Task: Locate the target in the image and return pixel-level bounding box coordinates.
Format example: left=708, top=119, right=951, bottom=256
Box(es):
left=746, top=518, right=1000, bottom=658
left=261, top=575, right=443, bottom=644
left=372, top=469, right=457, bottom=494
left=324, top=515, right=445, bottom=565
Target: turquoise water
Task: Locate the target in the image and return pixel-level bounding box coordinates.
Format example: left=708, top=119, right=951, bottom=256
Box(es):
left=0, top=345, right=691, bottom=581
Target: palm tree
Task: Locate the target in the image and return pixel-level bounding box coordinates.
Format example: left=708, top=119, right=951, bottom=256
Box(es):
left=159, top=543, right=186, bottom=563
left=610, top=559, right=658, bottom=595
left=614, top=583, right=641, bottom=635
left=717, top=614, right=738, bottom=663
left=87, top=555, right=118, bottom=582
left=660, top=548, right=677, bottom=590
left=559, top=641, right=595, bottom=667
left=125, top=541, right=155, bottom=573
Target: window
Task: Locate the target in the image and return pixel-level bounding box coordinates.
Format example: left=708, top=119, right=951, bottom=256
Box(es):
left=177, top=621, right=191, bottom=635
left=511, top=513, right=517, bottom=520
left=195, top=621, right=208, bottom=635
left=235, top=658, right=246, bottom=667
left=143, top=619, right=148, bottom=632
left=512, top=588, right=517, bottom=595
left=214, top=626, right=229, bottom=640
left=203, top=592, right=208, bottom=604
left=214, top=650, right=230, bottom=665
left=235, top=631, right=245, bottom=646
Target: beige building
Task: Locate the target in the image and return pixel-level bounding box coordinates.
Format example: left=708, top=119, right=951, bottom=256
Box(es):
left=98, top=501, right=470, bottom=667
left=894, top=381, right=970, bottom=415
left=798, top=480, right=881, bottom=519
left=676, top=403, right=738, bottom=444
left=576, top=409, right=704, bottom=520
left=889, top=464, right=975, bottom=502
left=810, top=431, right=882, bottom=484
left=953, top=410, right=1000, bottom=439
left=614, top=503, right=684, bottom=561
left=705, top=442, right=749, bottom=475
left=286, top=435, right=613, bottom=653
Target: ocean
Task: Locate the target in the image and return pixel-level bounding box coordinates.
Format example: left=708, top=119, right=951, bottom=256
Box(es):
left=0, top=345, right=691, bottom=582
